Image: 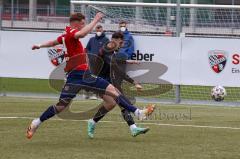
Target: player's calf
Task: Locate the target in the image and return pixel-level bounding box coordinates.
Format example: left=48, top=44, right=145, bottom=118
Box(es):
left=26, top=99, right=70, bottom=139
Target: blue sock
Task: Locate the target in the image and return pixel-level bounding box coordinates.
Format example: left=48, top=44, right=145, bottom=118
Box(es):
left=40, top=105, right=56, bottom=122
left=116, top=95, right=137, bottom=113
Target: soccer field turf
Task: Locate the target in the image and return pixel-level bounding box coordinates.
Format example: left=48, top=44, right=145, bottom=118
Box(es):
left=1, top=77, right=240, bottom=102
left=1, top=97, right=240, bottom=159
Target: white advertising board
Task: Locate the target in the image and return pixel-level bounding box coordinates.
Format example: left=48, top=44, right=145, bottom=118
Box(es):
left=0, top=30, right=239, bottom=87
left=0, top=31, right=181, bottom=85
left=181, top=38, right=240, bottom=87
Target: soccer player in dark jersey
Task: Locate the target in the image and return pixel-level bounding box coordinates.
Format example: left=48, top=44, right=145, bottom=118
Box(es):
left=27, top=12, right=155, bottom=139
left=88, top=32, right=150, bottom=137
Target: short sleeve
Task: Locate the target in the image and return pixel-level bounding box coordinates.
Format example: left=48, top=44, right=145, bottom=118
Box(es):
left=57, top=35, right=63, bottom=44
left=69, top=29, right=78, bottom=38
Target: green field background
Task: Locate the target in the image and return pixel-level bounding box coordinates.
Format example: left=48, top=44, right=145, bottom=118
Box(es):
left=0, top=77, right=239, bottom=102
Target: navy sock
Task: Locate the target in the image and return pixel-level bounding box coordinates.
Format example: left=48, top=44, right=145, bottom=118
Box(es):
left=121, top=109, right=135, bottom=126
left=116, top=95, right=137, bottom=113
left=93, top=104, right=109, bottom=123
left=40, top=105, right=57, bottom=122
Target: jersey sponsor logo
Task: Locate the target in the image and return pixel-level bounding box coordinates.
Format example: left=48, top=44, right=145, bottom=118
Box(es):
left=48, top=45, right=65, bottom=66
left=90, top=74, right=98, bottom=79
left=64, top=85, right=69, bottom=91
left=208, top=50, right=228, bottom=74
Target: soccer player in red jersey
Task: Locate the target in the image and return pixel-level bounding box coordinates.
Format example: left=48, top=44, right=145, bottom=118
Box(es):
left=27, top=12, right=155, bottom=139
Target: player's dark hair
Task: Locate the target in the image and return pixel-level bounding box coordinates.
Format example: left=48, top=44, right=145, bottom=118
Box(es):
left=112, top=32, right=124, bottom=40
left=96, top=25, right=103, bottom=29
left=70, top=13, right=85, bottom=22
left=119, top=21, right=127, bottom=25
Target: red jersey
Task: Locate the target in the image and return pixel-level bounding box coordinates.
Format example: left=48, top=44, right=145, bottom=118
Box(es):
left=57, top=26, right=88, bottom=72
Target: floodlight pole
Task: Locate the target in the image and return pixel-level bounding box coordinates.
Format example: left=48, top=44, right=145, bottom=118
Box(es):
left=136, top=0, right=143, bottom=23
left=175, top=0, right=181, bottom=104
left=0, top=5, right=2, bottom=30
left=231, top=0, right=234, bottom=33
left=0, top=0, right=2, bottom=29
left=11, top=0, right=14, bottom=27
left=176, top=0, right=182, bottom=37
left=190, top=0, right=196, bottom=32
left=70, top=2, right=75, bottom=13
left=166, top=0, right=171, bottom=30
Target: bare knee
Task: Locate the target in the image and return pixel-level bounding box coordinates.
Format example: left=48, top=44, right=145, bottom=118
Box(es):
left=102, top=95, right=117, bottom=111
left=105, top=84, right=120, bottom=98
left=103, top=103, right=116, bottom=111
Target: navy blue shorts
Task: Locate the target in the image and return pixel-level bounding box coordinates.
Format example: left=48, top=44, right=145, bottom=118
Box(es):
left=60, top=70, right=110, bottom=100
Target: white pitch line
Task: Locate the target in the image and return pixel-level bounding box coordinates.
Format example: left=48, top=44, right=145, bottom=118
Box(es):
left=0, top=117, right=34, bottom=119
left=143, top=123, right=240, bottom=130
left=1, top=116, right=240, bottom=130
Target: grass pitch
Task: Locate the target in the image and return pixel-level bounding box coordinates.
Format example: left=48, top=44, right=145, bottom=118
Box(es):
left=1, top=96, right=240, bottom=159
left=1, top=77, right=240, bottom=102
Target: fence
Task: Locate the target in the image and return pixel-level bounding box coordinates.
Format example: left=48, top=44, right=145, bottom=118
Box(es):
left=0, top=5, right=70, bottom=30
left=1, top=2, right=240, bottom=37
left=0, top=1, right=240, bottom=105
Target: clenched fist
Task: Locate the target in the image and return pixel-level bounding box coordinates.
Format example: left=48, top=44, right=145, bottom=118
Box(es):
left=32, top=45, right=41, bottom=50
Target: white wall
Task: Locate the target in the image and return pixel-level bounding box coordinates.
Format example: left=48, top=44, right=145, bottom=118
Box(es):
left=0, top=30, right=239, bottom=87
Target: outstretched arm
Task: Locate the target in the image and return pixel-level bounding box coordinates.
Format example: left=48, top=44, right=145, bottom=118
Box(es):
left=126, top=60, right=140, bottom=64
left=32, top=39, right=59, bottom=50
left=112, top=58, right=142, bottom=91
left=74, top=12, right=104, bottom=39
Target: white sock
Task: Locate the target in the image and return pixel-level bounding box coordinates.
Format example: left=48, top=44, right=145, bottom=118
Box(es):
left=32, top=118, right=41, bottom=126
left=134, top=109, right=140, bottom=117
left=90, top=119, right=96, bottom=125
left=130, top=124, right=137, bottom=131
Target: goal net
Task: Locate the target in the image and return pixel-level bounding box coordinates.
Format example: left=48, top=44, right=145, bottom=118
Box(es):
left=71, top=1, right=240, bottom=37
left=69, top=1, right=240, bottom=105
left=72, top=1, right=178, bottom=35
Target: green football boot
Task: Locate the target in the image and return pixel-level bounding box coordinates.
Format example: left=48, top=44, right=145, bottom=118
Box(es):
left=87, top=119, right=96, bottom=139
left=131, top=127, right=150, bottom=137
